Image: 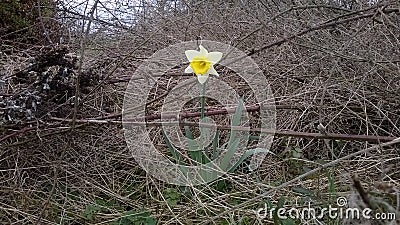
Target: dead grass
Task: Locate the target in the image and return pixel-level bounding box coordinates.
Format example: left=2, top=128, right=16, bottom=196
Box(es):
left=1, top=0, right=400, bottom=224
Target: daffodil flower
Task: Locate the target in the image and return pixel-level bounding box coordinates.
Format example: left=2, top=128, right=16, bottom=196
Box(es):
left=184, top=45, right=222, bottom=84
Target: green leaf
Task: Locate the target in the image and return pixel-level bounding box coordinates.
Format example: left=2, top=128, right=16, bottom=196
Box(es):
left=214, top=180, right=231, bottom=192
left=116, top=209, right=157, bottom=225
left=163, top=188, right=180, bottom=207
left=229, top=98, right=245, bottom=141
left=249, top=135, right=260, bottom=140
left=229, top=148, right=273, bottom=172
left=199, top=118, right=213, bottom=163
left=273, top=197, right=286, bottom=225
left=184, top=126, right=203, bottom=163
left=277, top=196, right=285, bottom=208
left=83, top=204, right=100, bottom=221
left=292, top=147, right=302, bottom=158
left=263, top=197, right=274, bottom=210
left=327, top=170, right=337, bottom=196
left=218, top=98, right=247, bottom=171
left=220, top=138, right=241, bottom=171
left=184, top=125, right=195, bottom=140
left=232, top=98, right=245, bottom=127
left=211, top=130, right=220, bottom=160
left=292, top=186, right=315, bottom=197
left=118, top=210, right=136, bottom=225
left=143, top=217, right=157, bottom=225
left=162, top=130, right=190, bottom=177
left=95, top=198, right=107, bottom=207
left=162, top=130, right=184, bottom=164
left=282, top=218, right=296, bottom=225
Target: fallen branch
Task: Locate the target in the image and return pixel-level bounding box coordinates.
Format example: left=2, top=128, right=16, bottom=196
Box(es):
left=92, top=104, right=299, bottom=120
left=0, top=126, right=36, bottom=142
left=49, top=117, right=397, bottom=143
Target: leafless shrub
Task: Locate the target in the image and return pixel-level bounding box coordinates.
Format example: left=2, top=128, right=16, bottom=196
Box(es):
left=0, top=0, right=399, bottom=224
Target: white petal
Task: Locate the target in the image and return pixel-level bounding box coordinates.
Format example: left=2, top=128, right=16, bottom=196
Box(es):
left=207, top=66, right=219, bottom=76
left=207, top=52, right=223, bottom=63
left=185, top=50, right=200, bottom=61
left=199, top=45, right=208, bottom=56
left=184, top=66, right=193, bottom=73
left=197, top=75, right=209, bottom=84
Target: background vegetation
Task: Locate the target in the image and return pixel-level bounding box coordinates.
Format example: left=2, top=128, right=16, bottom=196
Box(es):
left=0, top=0, right=399, bottom=224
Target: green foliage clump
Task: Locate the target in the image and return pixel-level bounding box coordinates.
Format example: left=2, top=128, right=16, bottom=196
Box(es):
left=0, top=0, right=56, bottom=43
left=0, top=0, right=34, bottom=31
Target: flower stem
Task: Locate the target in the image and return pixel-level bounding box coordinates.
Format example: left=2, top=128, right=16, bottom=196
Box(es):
left=201, top=83, right=205, bottom=119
